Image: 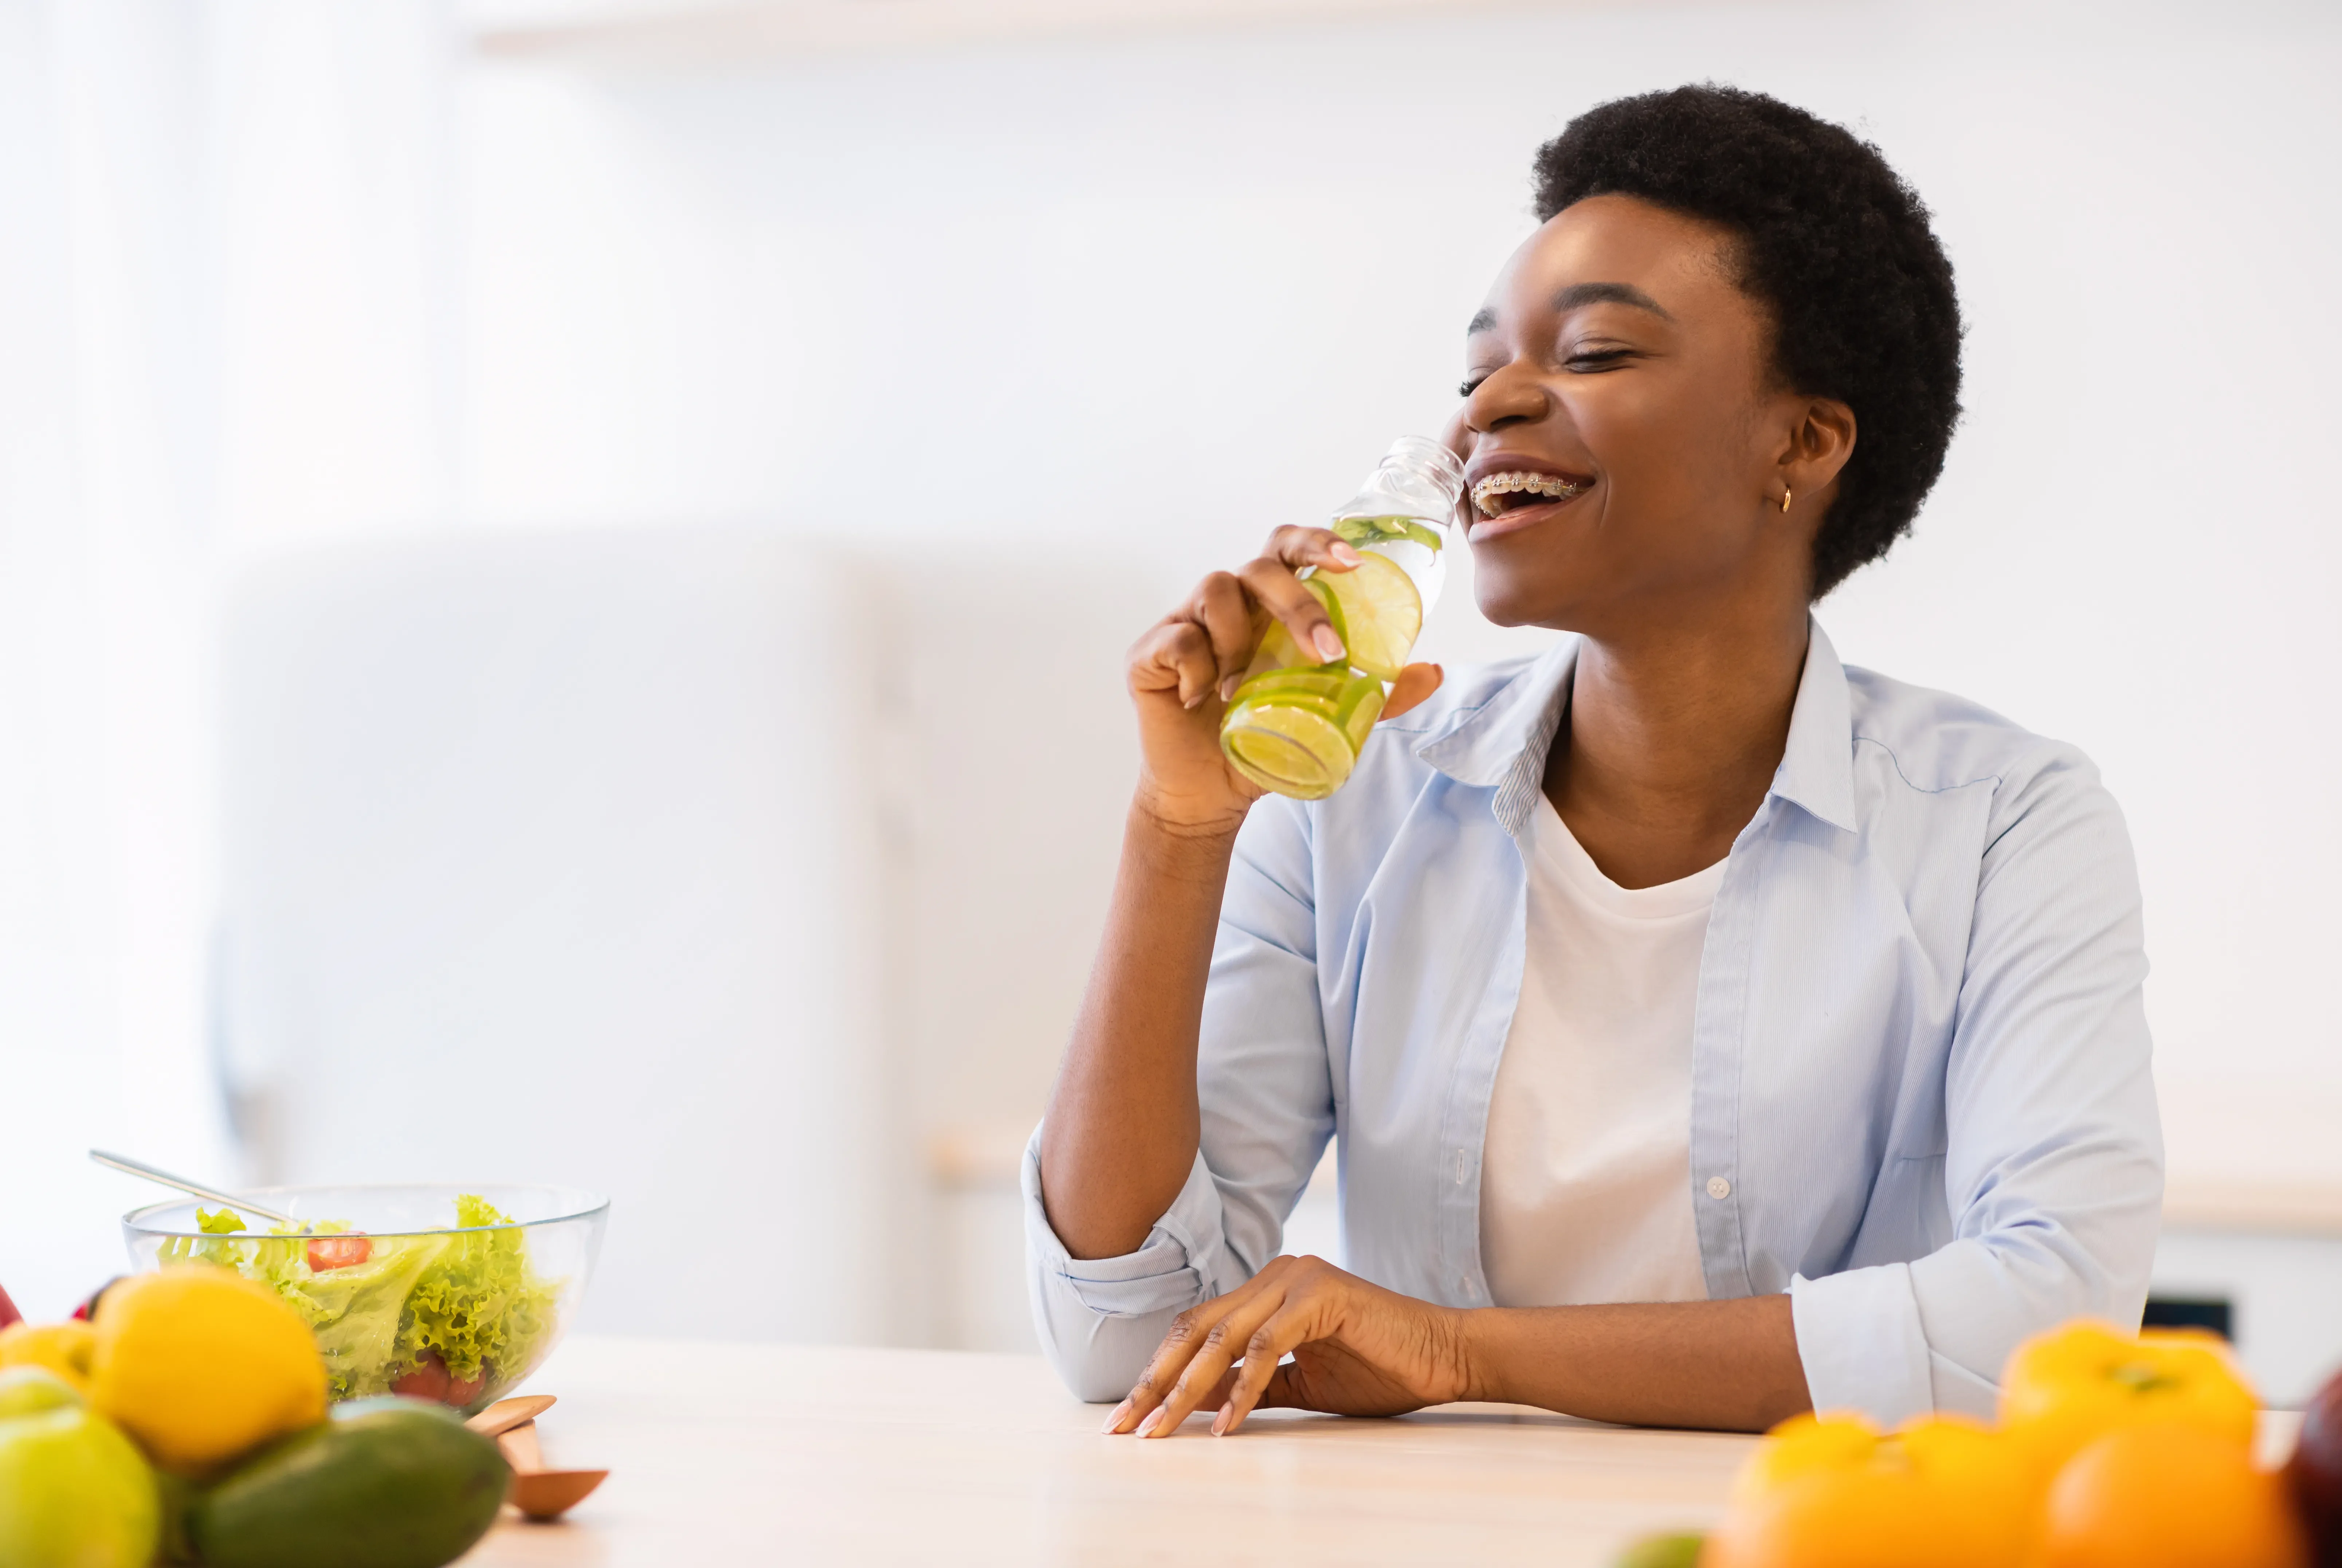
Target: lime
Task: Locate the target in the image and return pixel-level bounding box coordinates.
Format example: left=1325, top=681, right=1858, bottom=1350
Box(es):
left=1233, top=668, right=1350, bottom=707
left=1334, top=674, right=1387, bottom=748
left=1299, top=574, right=1350, bottom=661
left=0, top=1406, right=160, bottom=1568
left=1334, top=514, right=1443, bottom=553
left=1612, top=1532, right=1705, bottom=1568
left=1313, top=554, right=1421, bottom=681
left=1221, top=698, right=1356, bottom=799
left=0, top=1365, right=84, bottom=1419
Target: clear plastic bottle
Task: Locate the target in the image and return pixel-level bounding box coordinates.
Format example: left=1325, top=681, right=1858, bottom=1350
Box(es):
left=1218, top=436, right=1466, bottom=800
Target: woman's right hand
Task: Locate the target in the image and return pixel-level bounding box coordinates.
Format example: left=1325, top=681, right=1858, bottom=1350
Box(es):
left=1127, top=525, right=1363, bottom=834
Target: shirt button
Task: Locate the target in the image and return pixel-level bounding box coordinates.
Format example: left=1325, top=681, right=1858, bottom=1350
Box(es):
left=1706, top=1176, right=1733, bottom=1200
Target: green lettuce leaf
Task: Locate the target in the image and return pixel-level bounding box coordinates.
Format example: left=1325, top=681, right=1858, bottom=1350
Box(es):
left=158, top=1206, right=254, bottom=1268
left=398, top=1195, right=561, bottom=1386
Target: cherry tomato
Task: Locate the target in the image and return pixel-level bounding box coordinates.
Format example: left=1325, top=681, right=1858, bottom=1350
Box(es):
left=392, top=1353, right=451, bottom=1403
left=305, top=1233, right=373, bottom=1272
left=446, top=1365, right=489, bottom=1408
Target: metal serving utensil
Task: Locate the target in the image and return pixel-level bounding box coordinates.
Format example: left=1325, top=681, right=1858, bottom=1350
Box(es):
left=88, top=1149, right=300, bottom=1229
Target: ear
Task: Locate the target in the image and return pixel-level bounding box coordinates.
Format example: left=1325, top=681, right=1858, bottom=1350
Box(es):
left=1777, top=396, right=1857, bottom=504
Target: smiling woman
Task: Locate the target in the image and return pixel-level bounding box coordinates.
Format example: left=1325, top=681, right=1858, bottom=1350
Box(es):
left=1028, top=85, right=2157, bottom=1438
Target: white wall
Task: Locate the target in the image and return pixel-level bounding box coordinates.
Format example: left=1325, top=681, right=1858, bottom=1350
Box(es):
left=458, top=0, right=2342, bottom=1190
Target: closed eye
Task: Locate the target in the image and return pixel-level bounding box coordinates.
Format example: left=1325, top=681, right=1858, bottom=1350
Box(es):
left=1565, top=348, right=1636, bottom=371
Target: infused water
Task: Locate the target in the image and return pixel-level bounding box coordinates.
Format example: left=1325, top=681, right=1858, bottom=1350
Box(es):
left=1219, top=441, right=1465, bottom=799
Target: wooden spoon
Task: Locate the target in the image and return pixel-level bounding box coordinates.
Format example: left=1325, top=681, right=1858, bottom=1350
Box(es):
left=495, top=1420, right=608, bottom=1521
left=466, top=1395, right=556, bottom=1439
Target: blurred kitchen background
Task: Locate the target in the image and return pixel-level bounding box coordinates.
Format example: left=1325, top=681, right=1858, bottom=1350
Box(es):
left=5, top=0, right=2340, bottom=1393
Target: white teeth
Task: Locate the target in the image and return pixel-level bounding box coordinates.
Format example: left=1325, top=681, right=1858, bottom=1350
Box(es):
left=1471, top=470, right=1586, bottom=518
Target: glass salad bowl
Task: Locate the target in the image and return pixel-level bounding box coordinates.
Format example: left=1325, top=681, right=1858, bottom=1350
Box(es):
left=122, top=1183, right=607, bottom=1415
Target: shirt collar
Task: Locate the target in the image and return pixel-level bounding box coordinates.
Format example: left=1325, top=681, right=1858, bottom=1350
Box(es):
left=1771, top=619, right=1857, bottom=834
left=1411, top=617, right=1856, bottom=837
left=1412, top=639, right=1580, bottom=836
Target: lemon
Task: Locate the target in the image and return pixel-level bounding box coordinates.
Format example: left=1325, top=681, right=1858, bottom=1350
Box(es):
left=91, top=1266, right=326, bottom=1475
left=1313, top=553, right=1422, bottom=681
left=0, top=1319, right=97, bottom=1394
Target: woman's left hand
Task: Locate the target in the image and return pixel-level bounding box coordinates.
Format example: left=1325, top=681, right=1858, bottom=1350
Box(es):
left=1100, top=1255, right=1479, bottom=1438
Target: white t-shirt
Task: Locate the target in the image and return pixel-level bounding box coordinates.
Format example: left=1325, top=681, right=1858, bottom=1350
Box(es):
left=1478, top=793, right=1721, bottom=1308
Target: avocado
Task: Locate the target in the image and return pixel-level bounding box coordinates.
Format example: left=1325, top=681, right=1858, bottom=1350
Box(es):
left=189, top=1398, right=510, bottom=1568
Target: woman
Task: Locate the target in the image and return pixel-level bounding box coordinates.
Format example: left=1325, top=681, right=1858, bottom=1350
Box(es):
left=1025, top=85, right=2160, bottom=1437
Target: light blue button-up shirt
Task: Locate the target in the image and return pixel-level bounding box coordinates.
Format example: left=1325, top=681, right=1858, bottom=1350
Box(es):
left=1023, top=622, right=2162, bottom=1424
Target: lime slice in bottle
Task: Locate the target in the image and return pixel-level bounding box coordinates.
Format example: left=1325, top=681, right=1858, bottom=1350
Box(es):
left=1333, top=516, right=1444, bottom=553
left=1313, top=554, right=1421, bottom=681
left=1299, top=575, right=1350, bottom=663
left=1235, top=667, right=1350, bottom=707
left=1220, top=698, right=1356, bottom=800
left=1335, top=674, right=1388, bottom=748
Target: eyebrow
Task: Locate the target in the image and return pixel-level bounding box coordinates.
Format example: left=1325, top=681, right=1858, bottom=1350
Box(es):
left=1553, top=281, right=1672, bottom=320
left=1466, top=282, right=1674, bottom=336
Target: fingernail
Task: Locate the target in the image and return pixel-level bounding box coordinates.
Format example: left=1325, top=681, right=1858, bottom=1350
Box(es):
left=1102, top=1398, right=1131, bottom=1433
left=1135, top=1406, right=1167, bottom=1438
left=1183, top=691, right=1203, bottom=710
left=1211, top=1402, right=1233, bottom=1436
left=1312, top=627, right=1346, bottom=663
left=1330, top=543, right=1361, bottom=567
left=1219, top=674, right=1240, bottom=701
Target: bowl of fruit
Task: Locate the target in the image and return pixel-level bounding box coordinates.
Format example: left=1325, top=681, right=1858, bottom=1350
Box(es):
left=121, top=1184, right=605, bottom=1415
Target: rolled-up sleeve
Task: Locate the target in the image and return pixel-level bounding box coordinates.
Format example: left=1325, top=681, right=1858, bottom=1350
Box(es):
left=1789, top=746, right=2163, bottom=1423
left=1024, top=796, right=1336, bottom=1402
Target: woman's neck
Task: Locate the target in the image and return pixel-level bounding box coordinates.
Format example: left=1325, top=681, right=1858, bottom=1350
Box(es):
left=1542, top=604, right=1810, bottom=890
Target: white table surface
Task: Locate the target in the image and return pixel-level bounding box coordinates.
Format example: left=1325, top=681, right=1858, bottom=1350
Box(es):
left=456, top=1335, right=1756, bottom=1567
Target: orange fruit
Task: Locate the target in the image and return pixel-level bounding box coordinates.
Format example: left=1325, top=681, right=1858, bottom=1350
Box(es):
left=2036, top=1421, right=2306, bottom=1568
left=1706, top=1412, right=2034, bottom=1568
left=89, top=1267, right=326, bottom=1475
left=1727, top=1412, right=1882, bottom=1504
left=2000, top=1321, right=2257, bottom=1481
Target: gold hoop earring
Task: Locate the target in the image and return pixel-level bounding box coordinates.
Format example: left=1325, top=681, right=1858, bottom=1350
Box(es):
left=1779, top=488, right=1793, bottom=514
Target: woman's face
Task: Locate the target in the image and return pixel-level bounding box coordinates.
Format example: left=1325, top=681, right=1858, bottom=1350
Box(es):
left=1453, top=193, right=1847, bottom=634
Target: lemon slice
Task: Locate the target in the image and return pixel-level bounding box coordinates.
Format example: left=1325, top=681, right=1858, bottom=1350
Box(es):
left=1313, top=554, right=1421, bottom=681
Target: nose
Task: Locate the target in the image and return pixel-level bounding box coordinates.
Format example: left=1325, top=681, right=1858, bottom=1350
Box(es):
left=1463, top=360, right=1548, bottom=435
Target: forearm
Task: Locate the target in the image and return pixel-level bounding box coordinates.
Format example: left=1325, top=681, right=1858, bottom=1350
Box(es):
left=1459, top=1295, right=1811, bottom=1433
left=1039, top=801, right=1241, bottom=1259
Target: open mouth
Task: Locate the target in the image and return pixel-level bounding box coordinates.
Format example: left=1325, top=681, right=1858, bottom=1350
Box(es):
left=1470, top=470, right=1590, bottom=518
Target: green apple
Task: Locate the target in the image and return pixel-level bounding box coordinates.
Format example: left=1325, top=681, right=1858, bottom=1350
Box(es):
left=0, top=1406, right=160, bottom=1568
left=0, top=1365, right=83, bottom=1419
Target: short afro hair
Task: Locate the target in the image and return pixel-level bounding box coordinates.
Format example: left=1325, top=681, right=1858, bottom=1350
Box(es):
left=1532, top=85, right=1962, bottom=596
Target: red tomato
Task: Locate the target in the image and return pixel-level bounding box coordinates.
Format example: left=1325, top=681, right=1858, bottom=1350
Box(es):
left=306, top=1233, right=372, bottom=1272
left=392, top=1353, right=451, bottom=1403
left=446, top=1366, right=488, bottom=1408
